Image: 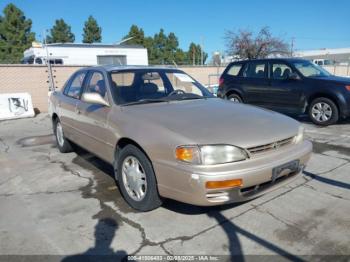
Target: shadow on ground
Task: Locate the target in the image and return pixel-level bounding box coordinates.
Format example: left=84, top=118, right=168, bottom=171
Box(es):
left=62, top=218, right=128, bottom=262
left=70, top=146, right=312, bottom=260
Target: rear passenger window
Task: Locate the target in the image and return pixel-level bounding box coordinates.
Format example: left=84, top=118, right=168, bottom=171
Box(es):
left=242, top=62, right=267, bottom=78
left=227, top=64, right=242, bottom=76
left=65, top=72, right=86, bottom=99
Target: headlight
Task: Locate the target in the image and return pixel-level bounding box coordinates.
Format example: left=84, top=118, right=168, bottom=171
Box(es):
left=294, top=126, right=304, bottom=144
left=176, top=145, right=248, bottom=165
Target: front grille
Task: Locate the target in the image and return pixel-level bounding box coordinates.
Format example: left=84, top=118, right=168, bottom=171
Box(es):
left=247, top=137, right=294, bottom=155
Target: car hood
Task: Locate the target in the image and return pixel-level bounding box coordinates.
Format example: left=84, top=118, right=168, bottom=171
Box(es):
left=308, top=75, right=350, bottom=85
left=120, top=99, right=300, bottom=148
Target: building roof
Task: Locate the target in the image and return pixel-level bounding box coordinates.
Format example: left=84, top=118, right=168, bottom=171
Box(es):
left=43, top=43, right=145, bottom=49
left=296, top=47, right=350, bottom=57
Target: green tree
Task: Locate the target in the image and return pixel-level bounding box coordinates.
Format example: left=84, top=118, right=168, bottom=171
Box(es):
left=174, top=49, right=187, bottom=65
left=164, top=32, right=179, bottom=64
left=47, top=19, right=75, bottom=43
left=152, top=28, right=167, bottom=64
left=122, top=25, right=208, bottom=65
left=82, top=16, right=101, bottom=43
left=187, top=42, right=197, bottom=65
left=123, top=24, right=145, bottom=45
left=0, top=3, right=35, bottom=63
left=187, top=42, right=208, bottom=65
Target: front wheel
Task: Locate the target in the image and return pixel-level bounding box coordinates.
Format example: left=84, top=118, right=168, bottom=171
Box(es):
left=53, top=118, right=73, bottom=153
left=308, top=97, right=339, bottom=126
left=115, top=145, right=162, bottom=211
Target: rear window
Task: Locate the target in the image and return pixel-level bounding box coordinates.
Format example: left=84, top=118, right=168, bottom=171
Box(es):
left=226, top=64, right=242, bottom=76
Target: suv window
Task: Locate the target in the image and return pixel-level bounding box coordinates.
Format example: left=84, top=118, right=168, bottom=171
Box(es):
left=85, top=71, right=108, bottom=100
left=242, top=62, right=267, bottom=78
left=272, top=63, right=293, bottom=80
left=65, top=72, right=86, bottom=99
left=227, top=64, right=243, bottom=76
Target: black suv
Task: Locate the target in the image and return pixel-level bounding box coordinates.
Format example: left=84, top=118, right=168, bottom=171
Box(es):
left=217, top=58, right=350, bottom=125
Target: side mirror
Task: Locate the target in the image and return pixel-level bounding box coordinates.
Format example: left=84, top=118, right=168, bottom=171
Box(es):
left=288, top=72, right=299, bottom=80
left=81, top=93, right=110, bottom=107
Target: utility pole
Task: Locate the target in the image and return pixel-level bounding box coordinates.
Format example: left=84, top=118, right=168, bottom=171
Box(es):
left=43, top=30, right=55, bottom=91
left=290, top=37, right=295, bottom=57
left=201, top=36, right=204, bottom=66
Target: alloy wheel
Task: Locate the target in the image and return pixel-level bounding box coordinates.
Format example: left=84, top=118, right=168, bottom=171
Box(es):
left=56, top=122, right=65, bottom=147
left=121, top=156, right=147, bottom=201
left=311, top=102, right=333, bottom=122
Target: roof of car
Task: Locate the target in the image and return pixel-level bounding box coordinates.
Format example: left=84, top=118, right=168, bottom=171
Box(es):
left=83, top=65, right=182, bottom=72
left=231, top=57, right=309, bottom=63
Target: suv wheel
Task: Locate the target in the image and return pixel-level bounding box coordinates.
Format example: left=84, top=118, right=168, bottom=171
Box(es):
left=115, top=145, right=162, bottom=211
left=53, top=118, right=73, bottom=153
left=309, top=97, right=339, bottom=126
left=227, top=93, right=242, bottom=103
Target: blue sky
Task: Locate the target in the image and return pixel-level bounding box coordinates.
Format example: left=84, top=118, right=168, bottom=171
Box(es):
left=1, top=0, right=350, bottom=57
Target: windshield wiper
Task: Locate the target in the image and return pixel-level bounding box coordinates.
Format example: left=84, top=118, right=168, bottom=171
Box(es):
left=121, top=98, right=169, bottom=106
left=176, top=96, right=206, bottom=101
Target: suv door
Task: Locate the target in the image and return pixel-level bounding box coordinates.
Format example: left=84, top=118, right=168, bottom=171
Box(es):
left=239, top=61, right=270, bottom=106
left=268, top=62, right=304, bottom=114
left=59, top=71, right=87, bottom=142
left=75, top=70, right=115, bottom=162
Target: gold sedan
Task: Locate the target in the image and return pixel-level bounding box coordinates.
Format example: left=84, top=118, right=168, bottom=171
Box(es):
left=49, top=66, right=312, bottom=211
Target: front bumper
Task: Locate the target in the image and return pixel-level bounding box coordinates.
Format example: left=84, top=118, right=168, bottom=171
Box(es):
left=154, top=140, right=312, bottom=206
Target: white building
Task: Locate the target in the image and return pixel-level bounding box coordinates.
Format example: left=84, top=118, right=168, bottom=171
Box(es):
left=295, top=47, right=350, bottom=66
left=22, top=42, right=148, bottom=66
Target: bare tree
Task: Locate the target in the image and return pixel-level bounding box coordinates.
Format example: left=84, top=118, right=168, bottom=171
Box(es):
left=225, top=27, right=289, bottom=59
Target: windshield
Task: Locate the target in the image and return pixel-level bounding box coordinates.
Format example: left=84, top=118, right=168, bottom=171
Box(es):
left=109, top=69, right=213, bottom=105
left=292, top=60, right=331, bottom=77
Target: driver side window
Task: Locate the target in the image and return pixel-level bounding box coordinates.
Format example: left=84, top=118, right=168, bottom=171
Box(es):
left=64, top=72, right=86, bottom=99
left=84, top=71, right=108, bottom=100
left=272, top=63, right=293, bottom=80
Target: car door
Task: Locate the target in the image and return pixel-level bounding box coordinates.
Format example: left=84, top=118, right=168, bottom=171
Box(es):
left=75, top=70, right=115, bottom=162
left=239, top=61, right=270, bottom=106
left=268, top=62, right=304, bottom=114
left=59, top=71, right=88, bottom=142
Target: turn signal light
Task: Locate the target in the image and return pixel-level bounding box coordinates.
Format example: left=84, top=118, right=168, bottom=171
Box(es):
left=176, top=147, right=195, bottom=162
left=346, top=85, right=350, bottom=91
left=206, top=179, right=243, bottom=189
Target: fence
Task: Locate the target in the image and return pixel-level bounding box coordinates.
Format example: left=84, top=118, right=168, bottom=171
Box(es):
left=323, top=65, right=350, bottom=77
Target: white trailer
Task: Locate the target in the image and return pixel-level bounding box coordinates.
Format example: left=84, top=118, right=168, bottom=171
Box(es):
left=22, top=42, right=148, bottom=66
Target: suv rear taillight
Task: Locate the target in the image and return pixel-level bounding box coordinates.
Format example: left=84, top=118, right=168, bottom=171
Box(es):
left=219, top=77, right=224, bottom=86
left=346, top=85, right=350, bottom=91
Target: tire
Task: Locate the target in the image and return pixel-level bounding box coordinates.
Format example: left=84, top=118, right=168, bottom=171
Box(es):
left=227, top=93, right=243, bottom=103
left=115, top=144, right=162, bottom=211
left=53, top=118, right=73, bottom=153
left=308, top=97, right=339, bottom=126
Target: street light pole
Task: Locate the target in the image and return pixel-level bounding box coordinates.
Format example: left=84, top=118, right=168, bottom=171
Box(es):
left=201, top=36, right=204, bottom=66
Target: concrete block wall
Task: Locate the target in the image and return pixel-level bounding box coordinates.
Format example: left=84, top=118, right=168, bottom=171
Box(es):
left=1, top=64, right=348, bottom=113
